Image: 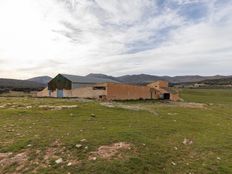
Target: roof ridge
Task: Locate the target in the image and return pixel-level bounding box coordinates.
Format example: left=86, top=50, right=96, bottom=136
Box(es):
left=60, top=74, right=119, bottom=83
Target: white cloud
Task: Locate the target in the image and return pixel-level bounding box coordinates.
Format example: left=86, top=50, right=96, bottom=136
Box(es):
left=174, top=0, right=204, bottom=5
left=0, top=0, right=231, bottom=79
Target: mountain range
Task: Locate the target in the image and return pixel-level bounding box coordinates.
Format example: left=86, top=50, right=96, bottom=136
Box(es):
left=27, top=74, right=231, bottom=85
left=27, top=76, right=52, bottom=84
left=0, top=74, right=231, bottom=91
left=86, top=73, right=231, bottom=84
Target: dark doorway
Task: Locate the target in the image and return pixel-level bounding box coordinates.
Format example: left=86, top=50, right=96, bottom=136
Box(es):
left=163, top=93, right=170, bottom=100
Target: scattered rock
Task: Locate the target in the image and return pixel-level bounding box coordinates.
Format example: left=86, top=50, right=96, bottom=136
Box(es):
left=174, top=147, right=178, bottom=150
left=89, top=156, right=97, bottom=161
left=171, top=161, right=176, bottom=166
left=26, top=106, right=32, bottom=109
left=67, top=162, right=72, bottom=166
left=168, top=113, right=178, bottom=116
left=55, top=158, right=63, bottom=164
left=182, top=138, right=193, bottom=145
left=75, top=144, right=82, bottom=148
left=0, top=105, right=6, bottom=109
left=91, top=113, right=96, bottom=118
left=80, top=139, right=87, bottom=143
left=217, top=157, right=221, bottom=160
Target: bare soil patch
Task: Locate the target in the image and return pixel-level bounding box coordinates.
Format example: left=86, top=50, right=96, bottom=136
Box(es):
left=0, top=151, right=29, bottom=173
left=101, top=101, right=207, bottom=113
left=101, top=102, right=141, bottom=111
left=100, top=102, right=159, bottom=115
left=89, top=142, right=132, bottom=160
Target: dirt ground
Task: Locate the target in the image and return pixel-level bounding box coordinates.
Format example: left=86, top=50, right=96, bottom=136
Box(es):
left=89, top=142, right=132, bottom=160
left=0, top=141, right=133, bottom=174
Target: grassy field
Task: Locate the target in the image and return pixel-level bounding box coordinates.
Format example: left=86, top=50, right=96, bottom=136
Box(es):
left=0, top=89, right=232, bottom=174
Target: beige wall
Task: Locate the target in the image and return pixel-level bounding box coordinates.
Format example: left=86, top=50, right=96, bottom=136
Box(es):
left=71, top=86, right=106, bottom=99
left=37, top=86, right=106, bottom=99
left=106, top=83, right=153, bottom=100
left=170, top=93, right=181, bottom=102
left=36, top=88, right=57, bottom=98
left=37, top=81, right=180, bottom=101
left=37, top=87, right=49, bottom=97
left=63, top=90, right=72, bottom=97
left=147, top=81, right=169, bottom=89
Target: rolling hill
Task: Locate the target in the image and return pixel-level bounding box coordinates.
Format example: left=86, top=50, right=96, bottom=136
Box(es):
left=0, top=78, right=46, bottom=91
left=200, top=77, right=232, bottom=86
left=86, top=73, right=230, bottom=84
left=27, top=76, right=52, bottom=84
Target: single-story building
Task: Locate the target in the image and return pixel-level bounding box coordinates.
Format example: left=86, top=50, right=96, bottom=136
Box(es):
left=37, top=74, right=180, bottom=101
left=147, top=81, right=180, bottom=101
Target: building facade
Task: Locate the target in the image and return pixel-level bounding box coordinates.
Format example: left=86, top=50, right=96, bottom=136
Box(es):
left=37, top=74, right=180, bottom=101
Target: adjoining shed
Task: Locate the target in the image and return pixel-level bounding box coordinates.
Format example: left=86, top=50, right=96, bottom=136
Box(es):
left=147, top=81, right=180, bottom=101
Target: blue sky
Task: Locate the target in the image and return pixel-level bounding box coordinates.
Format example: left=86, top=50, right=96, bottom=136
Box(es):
left=0, top=0, right=231, bottom=79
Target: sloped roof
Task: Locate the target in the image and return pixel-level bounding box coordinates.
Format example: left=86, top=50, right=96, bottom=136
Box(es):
left=60, top=74, right=119, bottom=83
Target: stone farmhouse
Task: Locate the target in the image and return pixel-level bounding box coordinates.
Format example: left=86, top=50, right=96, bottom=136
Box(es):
left=37, top=74, right=180, bottom=101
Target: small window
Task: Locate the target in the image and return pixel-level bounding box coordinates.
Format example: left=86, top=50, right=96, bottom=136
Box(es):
left=93, top=86, right=106, bottom=90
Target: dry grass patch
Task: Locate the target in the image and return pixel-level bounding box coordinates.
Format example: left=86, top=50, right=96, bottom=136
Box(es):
left=38, top=105, right=78, bottom=110
left=170, top=102, right=207, bottom=109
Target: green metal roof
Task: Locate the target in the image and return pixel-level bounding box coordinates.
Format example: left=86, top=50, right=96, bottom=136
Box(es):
left=60, top=74, right=119, bottom=84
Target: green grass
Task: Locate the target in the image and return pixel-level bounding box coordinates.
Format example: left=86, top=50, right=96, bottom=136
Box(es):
left=0, top=89, right=232, bottom=173
left=180, top=88, right=232, bottom=104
